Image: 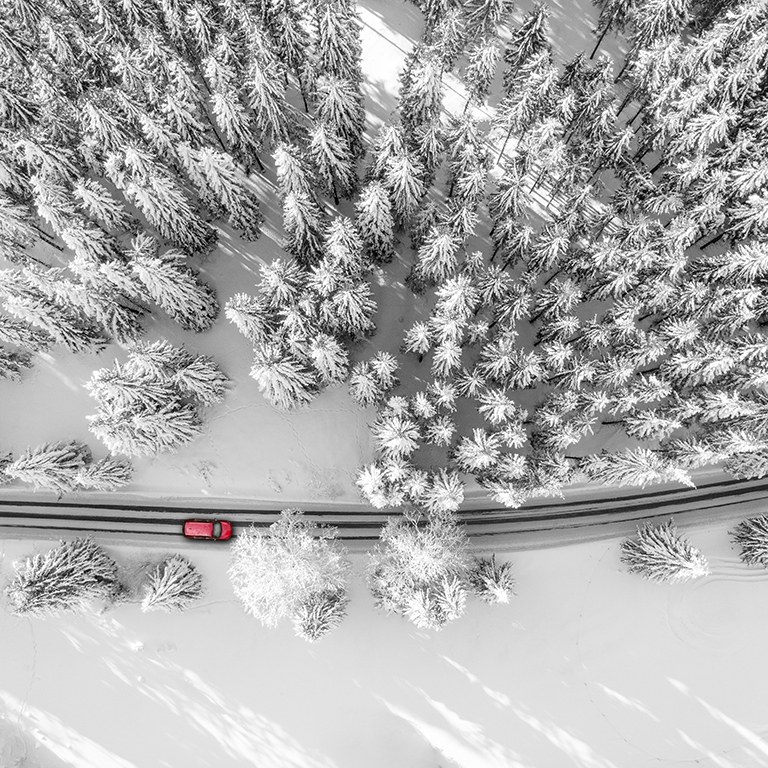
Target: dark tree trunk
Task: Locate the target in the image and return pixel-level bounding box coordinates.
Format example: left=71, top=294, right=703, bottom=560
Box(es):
left=617, top=89, right=636, bottom=116
left=614, top=55, right=632, bottom=84
left=649, top=156, right=666, bottom=175
left=700, top=229, right=727, bottom=249
left=590, top=24, right=612, bottom=60
left=544, top=268, right=562, bottom=285
left=496, top=127, right=514, bottom=165
left=32, top=225, right=64, bottom=252
left=628, top=104, right=645, bottom=127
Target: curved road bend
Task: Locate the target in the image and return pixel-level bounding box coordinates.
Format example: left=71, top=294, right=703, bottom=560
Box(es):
left=0, top=477, right=766, bottom=551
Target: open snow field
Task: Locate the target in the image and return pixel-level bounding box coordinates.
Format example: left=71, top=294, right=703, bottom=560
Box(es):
left=2, top=518, right=768, bottom=768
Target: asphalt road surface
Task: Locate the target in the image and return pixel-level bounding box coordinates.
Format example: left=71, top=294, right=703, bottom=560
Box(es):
left=0, top=477, right=766, bottom=551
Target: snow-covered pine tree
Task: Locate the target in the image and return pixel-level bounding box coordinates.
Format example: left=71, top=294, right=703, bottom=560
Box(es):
left=250, top=342, right=319, bottom=409
left=104, top=404, right=204, bottom=457
left=141, top=554, right=204, bottom=612
left=348, top=360, right=388, bottom=406
left=273, top=142, right=316, bottom=199
left=225, top=293, right=275, bottom=345
left=5, top=537, right=121, bottom=618
left=322, top=282, right=377, bottom=339
left=185, top=147, right=263, bottom=240
left=282, top=191, right=325, bottom=266
left=308, top=333, right=350, bottom=384
left=4, top=440, right=92, bottom=494
left=171, top=353, right=230, bottom=406
left=621, top=519, right=709, bottom=583
left=210, top=78, right=264, bottom=169
left=494, top=52, right=559, bottom=161
left=105, top=148, right=216, bottom=255
left=368, top=122, right=406, bottom=181
left=129, top=240, right=219, bottom=332
left=453, top=428, right=502, bottom=473
left=74, top=456, right=134, bottom=492
left=411, top=119, right=444, bottom=189
left=402, top=320, right=433, bottom=361
left=314, top=0, right=363, bottom=83
left=579, top=448, right=694, bottom=489
left=369, top=350, right=400, bottom=391
left=422, top=468, right=465, bottom=513
left=244, top=41, right=294, bottom=146
left=399, top=46, right=443, bottom=134
left=258, top=257, right=306, bottom=309
left=261, top=0, right=313, bottom=107
left=411, top=225, right=461, bottom=289
left=324, top=216, right=366, bottom=277
left=314, top=74, right=366, bottom=159
left=383, top=151, right=426, bottom=228
left=430, top=7, right=467, bottom=71
left=73, top=177, right=134, bottom=233
left=463, top=37, right=501, bottom=108
left=371, top=412, right=421, bottom=458
left=0, top=273, right=109, bottom=354
left=504, top=3, right=552, bottom=81
left=355, top=180, right=396, bottom=263
left=307, top=119, right=357, bottom=204
left=464, top=0, right=515, bottom=39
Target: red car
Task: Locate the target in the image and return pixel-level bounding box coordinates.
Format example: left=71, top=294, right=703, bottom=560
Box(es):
left=183, top=520, right=232, bottom=540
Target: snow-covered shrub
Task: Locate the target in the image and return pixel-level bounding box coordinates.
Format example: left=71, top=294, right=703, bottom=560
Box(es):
left=368, top=510, right=471, bottom=630
left=5, top=538, right=121, bottom=617
left=620, top=519, right=709, bottom=583
left=228, top=510, right=350, bottom=640
left=731, top=516, right=768, bottom=567
left=469, top=555, right=515, bottom=603
left=291, top=589, right=349, bottom=642
left=141, top=555, right=204, bottom=612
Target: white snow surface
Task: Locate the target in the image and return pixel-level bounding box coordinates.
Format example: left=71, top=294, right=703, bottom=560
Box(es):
left=2, top=521, right=768, bottom=768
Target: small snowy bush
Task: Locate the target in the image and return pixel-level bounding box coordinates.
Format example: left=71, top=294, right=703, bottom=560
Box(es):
left=141, top=555, right=204, bottom=612
left=469, top=555, right=515, bottom=603
left=292, top=589, right=349, bottom=642
left=620, top=519, right=709, bottom=583
left=228, top=510, right=351, bottom=640
left=368, top=510, right=471, bottom=630
left=731, top=515, right=768, bottom=567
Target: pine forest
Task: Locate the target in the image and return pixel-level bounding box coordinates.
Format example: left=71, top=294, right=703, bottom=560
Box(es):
left=1, top=0, right=767, bottom=512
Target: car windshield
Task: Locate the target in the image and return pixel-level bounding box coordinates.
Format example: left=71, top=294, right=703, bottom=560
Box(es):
left=212, top=521, right=222, bottom=539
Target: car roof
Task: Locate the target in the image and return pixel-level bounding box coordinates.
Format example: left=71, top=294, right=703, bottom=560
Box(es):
left=185, top=520, right=214, bottom=533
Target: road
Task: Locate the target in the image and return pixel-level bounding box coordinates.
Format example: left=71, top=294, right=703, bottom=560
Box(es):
left=0, top=476, right=766, bottom=551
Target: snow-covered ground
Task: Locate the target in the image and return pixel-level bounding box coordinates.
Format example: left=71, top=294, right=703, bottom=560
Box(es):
left=2, top=518, right=768, bottom=768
